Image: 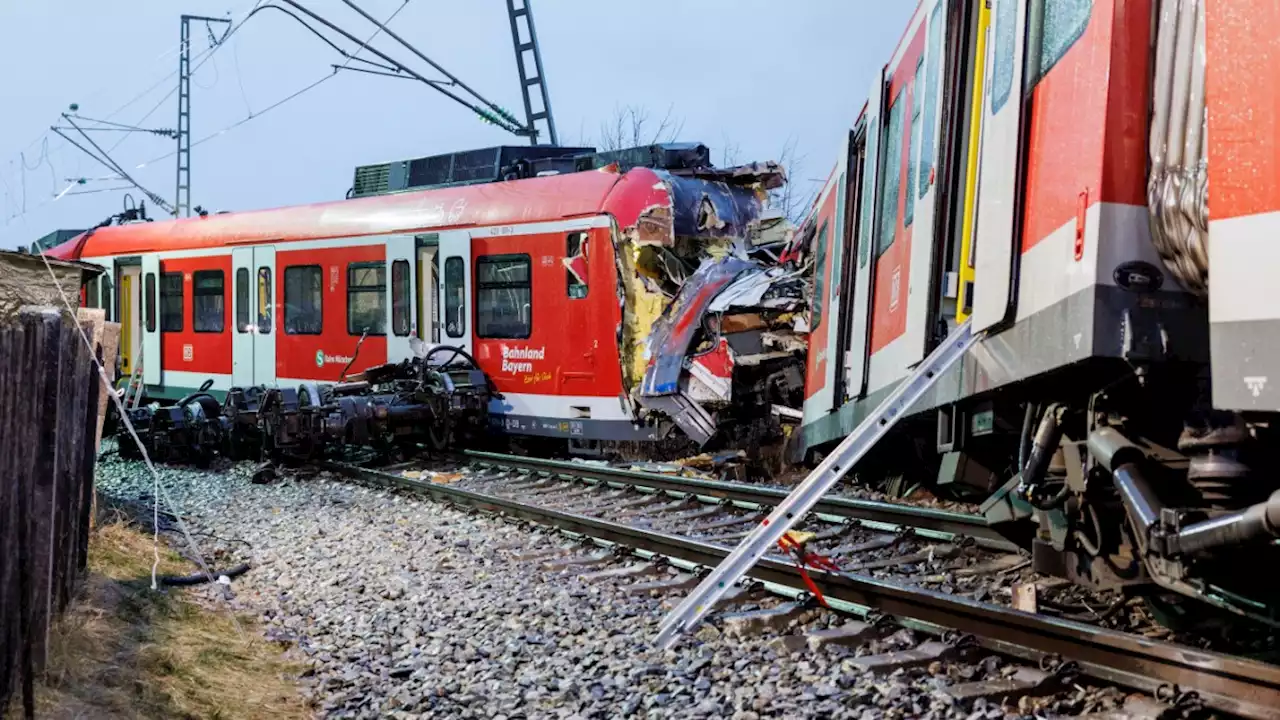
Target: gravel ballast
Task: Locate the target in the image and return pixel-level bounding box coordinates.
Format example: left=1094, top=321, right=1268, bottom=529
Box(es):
left=95, top=456, right=1113, bottom=719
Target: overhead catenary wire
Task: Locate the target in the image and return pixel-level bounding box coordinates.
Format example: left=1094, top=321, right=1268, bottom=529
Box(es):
left=134, top=0, right=414, bottom=172
left=0, top=0, right=261, bottom=197
left=52, top=115, right=174, bottom=213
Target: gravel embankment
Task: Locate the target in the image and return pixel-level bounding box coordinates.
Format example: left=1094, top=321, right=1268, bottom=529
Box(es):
left=95, top=455, right=1100, bottom=719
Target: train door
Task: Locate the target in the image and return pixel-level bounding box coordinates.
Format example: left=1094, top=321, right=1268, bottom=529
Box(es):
left=231, top=246, right=276, bottom=386
left=904, top=0, right=950, bottom=358
left=417, top=246, right=438, bottom=343
left=141, top=254, right=162, bottom=386
left=117, top=260, right=141, bottom=377
left=437, top=230, right=472, bottom=355
left=385, top=236, right=416, bottom=363
left=970, top=0, right=1028, bottom=332
left=844, top=69, right=886, bottom=401
left=833, top=128, right=867, bottom=408
left=955, top=0, right=993, bottom=324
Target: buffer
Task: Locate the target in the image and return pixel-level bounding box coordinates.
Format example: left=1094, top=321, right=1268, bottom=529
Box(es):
left=654, top=319, right=979, bottom=648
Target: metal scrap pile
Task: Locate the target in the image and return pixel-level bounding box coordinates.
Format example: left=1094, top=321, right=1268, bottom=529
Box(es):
left=612, top=160, right=812, bottom=455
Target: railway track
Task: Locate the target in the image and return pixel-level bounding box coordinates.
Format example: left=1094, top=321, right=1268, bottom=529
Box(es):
left=317, top=452, right=1280, bottom=720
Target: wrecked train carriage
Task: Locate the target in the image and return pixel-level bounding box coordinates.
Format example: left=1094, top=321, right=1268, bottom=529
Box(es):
left=50, top=153, right=801, bottom=460
left=614, top=163, right=810, bottom=456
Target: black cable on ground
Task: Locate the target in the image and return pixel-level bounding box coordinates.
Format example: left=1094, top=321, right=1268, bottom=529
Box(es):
left=160, top=562, right=251, bottom=587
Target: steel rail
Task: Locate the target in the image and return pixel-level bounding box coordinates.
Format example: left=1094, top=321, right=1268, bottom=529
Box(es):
left=461, top=450, right=1014, bottom=548
left=324, top=459, right=1280, bottom=720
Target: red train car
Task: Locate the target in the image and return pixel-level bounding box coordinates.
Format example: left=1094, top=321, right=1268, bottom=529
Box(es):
left=52, top=164, right=775, bottom=447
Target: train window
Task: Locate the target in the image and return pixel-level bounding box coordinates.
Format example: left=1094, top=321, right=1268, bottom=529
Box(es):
left=859, top=125, right=879, bottom=269
left=347, top=262, right=386, bottom=336
left=991, top=0, right=1018, bottom=114
left=566, top=232, right=588, bottom=299
left=145, top=273, right=156, bottom=333
left=284, top=265, right=322, bottom=335
left=102, top=274, right=113, bottom=321
left=193, top=270, right=225, bottom=333
left=476, top=254, right=531, bottom=340
left=85, top=276, right=100, bottom=309
left=236, top=268, right=250, bottom=333
left=878, top=92, right=907, bottom=257
left=1037, top=0, right=1092, bottom=83
left=444, top=257, right=465, bottom=339
left=919, top=1, right=944, bottom=200
left=811, top=221, right=830, bottom=330
left=258, top=267, right=272, bottom=334
left=160, top=272, right=183, bottom=332
left=391, top=260, right=411, bottom=337
left=905, top=59, right=925, bottom=227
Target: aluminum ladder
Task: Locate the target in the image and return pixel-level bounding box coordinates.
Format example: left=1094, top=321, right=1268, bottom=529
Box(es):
left=655, top=319, right=979, bottom=648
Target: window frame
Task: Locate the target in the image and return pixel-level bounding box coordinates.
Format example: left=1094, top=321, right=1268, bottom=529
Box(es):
left=258, top=267, right=273, bottom=334
left=810, top=220, right=831, bottom=330
left=283, top=264, right=323, bottom=336
left=990, top=0, right=1018, bottom=115
left=919, top=1, right=944, bottom=200
left=192, top=269, right=225, bottom=334
left=905, top=58, right=925, bottom=228
left=145, top=273, right=157, bottom=333
left=345, top=261, right=387, bottom=337
left=877, top=89, right=908, bottom=258
left=84, top=276, right=101, bottom=309
left=443, top=256, right=466, bottom=339
left=391, top=259, right=411, bottom=337
left=102, top=273, right=113, bottom=322
left=566, top=231, right=589, bottom=299
left=236, top=267, right=251, bottom=333
left=159, top=271, right=184, bottom=333
left=1035, top=0, right=1093, bottom=85
left=475, top=253, right=533, bottom=340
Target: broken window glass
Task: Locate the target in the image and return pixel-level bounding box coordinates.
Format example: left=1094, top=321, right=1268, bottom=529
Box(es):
left=991, top=0, right=1018, bottom=114
left=919, top=0, right=944, bottom=200
left=1038, top=0, right=1092, bottom=83
left=906, top=58, right=925, bottom=227
left=878, top=90, right=907, bottom=256
left=566, top=232, right=589, bottom=299
left=811, top=221, right=830, bottom=330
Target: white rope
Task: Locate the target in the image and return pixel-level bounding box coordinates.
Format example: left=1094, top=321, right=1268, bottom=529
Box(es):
left=34, top=248, right=243, bottom=635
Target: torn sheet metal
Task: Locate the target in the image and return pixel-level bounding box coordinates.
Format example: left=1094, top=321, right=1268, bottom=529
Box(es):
left=640, top=256, right=754, bottom=396
left=685, top=337, right=735, bottom=404
left=707, top=266, right=806, bottom=313
left=660, top=171, right=766, bottom=242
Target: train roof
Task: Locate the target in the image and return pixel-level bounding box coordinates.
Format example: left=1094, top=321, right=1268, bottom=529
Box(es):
left=47, top=166, right=634, bottom=261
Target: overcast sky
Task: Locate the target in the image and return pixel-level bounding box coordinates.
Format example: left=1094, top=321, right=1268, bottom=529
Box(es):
left=0, top=1, right=913, bottom=249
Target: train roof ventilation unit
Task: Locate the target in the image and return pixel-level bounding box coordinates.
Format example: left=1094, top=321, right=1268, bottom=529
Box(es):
left=348, top=142, right=718, bottom=199
left=585, top=142, right=713, bottom=173
left=349, top=145, right=595, bottom=198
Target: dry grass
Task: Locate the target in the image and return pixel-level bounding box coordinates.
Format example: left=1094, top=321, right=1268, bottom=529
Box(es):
left=22, top=521, right=310, bottom=720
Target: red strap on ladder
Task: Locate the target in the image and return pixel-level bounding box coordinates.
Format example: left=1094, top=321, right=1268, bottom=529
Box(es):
left=777, top=535, right=842, bottom=608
